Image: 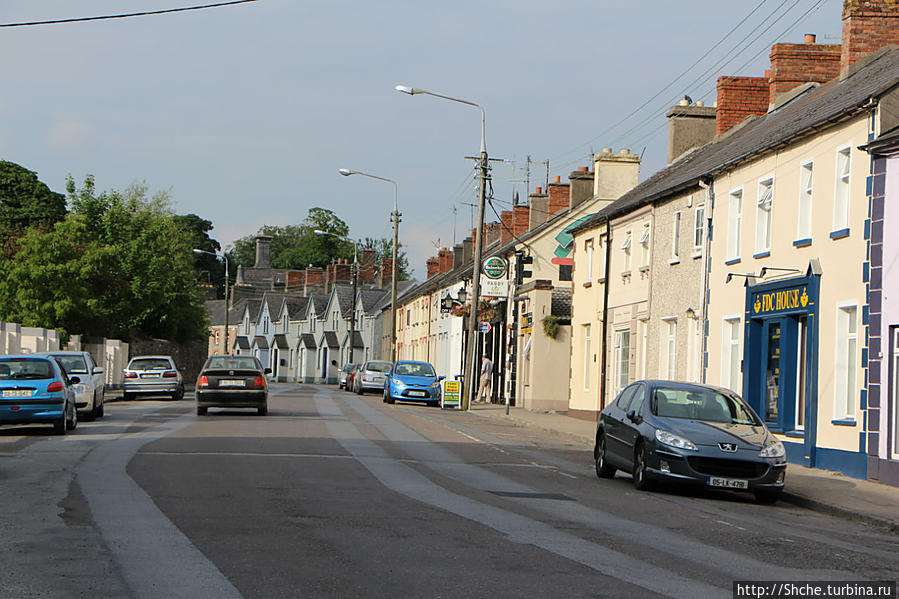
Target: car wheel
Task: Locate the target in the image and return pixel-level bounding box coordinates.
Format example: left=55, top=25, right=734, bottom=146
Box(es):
left=258, top=405, right=268, bottom=416
left=93, top=391, right=104, bottom=419
left=632, top=443, right=653, bottom=491
left=197, top=406, right=207, bottom=416
left=66, top=400, right=78, bottom=431
left=594, top=433, right=616, bottom=479
left=753, top=489, right=781, bottom=504
left=172, top=386, right=184, bottom=401
left=123, top=391, right=132, bottom=401
left=385, top=391, right=395, bottom=405
left=53, top=410, right=67, bottom=435
left=96, top=395, right=105, bottom=418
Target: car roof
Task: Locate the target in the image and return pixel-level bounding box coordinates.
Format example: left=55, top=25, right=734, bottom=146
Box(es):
left=395, top=360, right=433, bottom=366
left=0, top=354, right=55, bottom=361
left=637, top=379, right=738, bottom=395
left=130, top=355, right=174, bottom=360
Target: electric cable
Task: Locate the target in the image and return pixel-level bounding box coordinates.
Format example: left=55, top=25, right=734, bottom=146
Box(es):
left=0, top=0, right=256, bottom=28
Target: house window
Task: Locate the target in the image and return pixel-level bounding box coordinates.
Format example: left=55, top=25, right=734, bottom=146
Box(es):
left=559, top=264, right=572, bottom=281
left=756, top=177, right=773, bottom=253
left=693, top=205, right=705, bottom=250
left=245, top=320, right=249, bottom=335
left=406, top=309, right=411, bottom=326
left=672, top=212, right=681, bottom=258
left=727, top=189, right=743, bottom=261
left=835, top=304, right=858, bottom=419
left=798, top=162, right=813, bottom=240
left=585, top=240, right=594, bottom=281
left=583, top=324, right=591, bottom=391
left=662, top=318, right=677, bottom=380
left=722, top=317, right=742, bottom=393
left=639, top=224, right=650, bottom=267
left=834, top=147, right=851, bottom=231
left=621, top=231, right=632, bottom=271
left=214, top=330, right=220, bottom=344
left=614, top=330, right=631, bottom=395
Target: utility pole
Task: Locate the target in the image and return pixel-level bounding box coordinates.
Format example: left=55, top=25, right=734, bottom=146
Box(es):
left=223, top=254, right=230, bottom=355
left=391, top=208, right=400, bottom=363
left=348, top=243, right=358, bottom=364
left=462, top=146, right=488, bottom=411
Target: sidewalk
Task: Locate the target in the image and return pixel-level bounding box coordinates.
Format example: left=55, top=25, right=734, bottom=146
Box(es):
left=468, top=403, right=899, bottom=532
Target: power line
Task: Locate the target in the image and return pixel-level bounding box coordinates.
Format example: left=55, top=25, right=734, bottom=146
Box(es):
left=0, top=0, right=257, bottom=28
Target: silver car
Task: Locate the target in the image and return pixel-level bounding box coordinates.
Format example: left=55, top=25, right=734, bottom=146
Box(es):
left=42, top=351, right=106, bottom=420
left=354, top=360, right=392, bottom=394
left=123, top=355, right=184, bottom=401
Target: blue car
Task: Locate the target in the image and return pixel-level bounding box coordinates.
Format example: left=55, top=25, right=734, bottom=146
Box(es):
left=0, top=355, right=79, bottom=434
left=383, top=361, right=444, bottom=406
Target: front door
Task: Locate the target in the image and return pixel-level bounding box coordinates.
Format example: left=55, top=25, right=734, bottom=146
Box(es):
left=755, top=317, right=801, bottom=433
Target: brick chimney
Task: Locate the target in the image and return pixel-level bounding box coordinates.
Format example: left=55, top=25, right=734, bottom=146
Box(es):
left=569, top=167, right=593, bottom=209
left=841, top=0, right=899, bottom=72
left=528, top=186, right=548, bottom=230
left=438, top=248, right=453, bottom=273
left=304, top=267, right=324, bottom=294
left=547, top=176, right=570, bottom=217
left=484, top=221, right=501, bottom=246
left=768, top=34, right=841, bottom=105
left=333, top=261, right=351, bottom=285
left=513, top=204, right=529, bottom=237
left=426, top=256, right=439, bottom=279
left=378, top=259, right=393, bottom=289
left=286, top=269, right=305, bottom=292
left=666, top=101, right=717, bottom=164
left=500, top=210, right=514, bottom=244
left=360, top=248, right=377, bottom=284
left=254, top=235, right=273, bottom=269
left=593, top=148, right=641, bottom=200
left=715, top=76, right=769, bottom=135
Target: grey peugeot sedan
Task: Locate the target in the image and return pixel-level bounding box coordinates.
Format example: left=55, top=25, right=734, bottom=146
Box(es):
left=594, top=380, right=786, bottom=503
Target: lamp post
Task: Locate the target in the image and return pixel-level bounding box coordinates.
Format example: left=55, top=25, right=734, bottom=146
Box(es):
left=395, top=84, right=487, bottom=411
left=314, top=230, right=359, bottom=364
left=338, top=168, right=400, bottom=363
left=193, top=248, right=230, bottom=355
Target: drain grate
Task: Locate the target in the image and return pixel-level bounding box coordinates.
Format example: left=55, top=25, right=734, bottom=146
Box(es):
left=489, top=490, right=574, bottom=501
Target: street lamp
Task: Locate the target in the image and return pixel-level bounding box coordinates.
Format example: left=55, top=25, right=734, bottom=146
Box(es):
left=314, top=229, right=360, bottom=364
left=338, top=168, right=400, bottom=363
left=395, top=83, right=487, bottom=411
left=193, top=248, right=230, bottom=355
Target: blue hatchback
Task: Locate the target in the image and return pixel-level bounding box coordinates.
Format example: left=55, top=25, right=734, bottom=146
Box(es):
left=0, top=355, right=79, bottom=434
left=383, top=361, right=444, bottom=406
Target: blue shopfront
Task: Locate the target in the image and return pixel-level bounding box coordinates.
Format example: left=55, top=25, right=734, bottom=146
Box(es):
left=743, top=269, right=821, bottom=468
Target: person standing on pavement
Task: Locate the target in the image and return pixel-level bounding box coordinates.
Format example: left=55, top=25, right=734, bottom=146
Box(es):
left=477, top=354, right=493, bottom=403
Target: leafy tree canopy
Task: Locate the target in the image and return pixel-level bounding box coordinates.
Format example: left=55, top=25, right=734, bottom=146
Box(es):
left=0, top=161, right=66, bottom=241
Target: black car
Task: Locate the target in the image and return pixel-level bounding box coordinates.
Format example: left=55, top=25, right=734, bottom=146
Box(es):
left=594, top=380, right=786, bottom=503
left=195, top=355, right=270, bottom=416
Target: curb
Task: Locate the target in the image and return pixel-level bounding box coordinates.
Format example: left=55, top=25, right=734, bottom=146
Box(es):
left=778, top=491, right=899, bottom=533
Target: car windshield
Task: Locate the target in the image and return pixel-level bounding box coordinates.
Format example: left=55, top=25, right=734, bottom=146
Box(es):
left=129, top=358, right=173, bottom=371
left=651, top=386, right=760, bottom=425
left=366, top=361, right=392, bottom=373
left=0, top=358, right=54, bottom=380
left=206, top=356, right=259, bottom=370
left=394, top=363, right=436, bottom=377
left=50, top=355, right=89, bottom=374
left=341, top=364, right=354, bottom=373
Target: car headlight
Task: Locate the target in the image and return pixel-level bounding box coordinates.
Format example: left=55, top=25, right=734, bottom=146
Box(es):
left=72, top=384, right=88, bottom=393
left=759, top=439, right=786, bottom=458
left=655, top=429, right=698, bottom=451
left=392, top=378, right=405, bottom=388
left=430, top=381, right=441, bottom=388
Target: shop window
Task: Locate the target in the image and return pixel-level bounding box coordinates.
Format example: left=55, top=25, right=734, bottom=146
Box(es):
left=833, top=147, right=851, bottom=232
left=721, top=317, right=742, bottom=393
left=727, top=189, right=743, bottom=261
left=834, top=304, right=858, bottom=419
left=755, top=177, right=773, bottom=254
left=797, top=162, right=813, bottom=241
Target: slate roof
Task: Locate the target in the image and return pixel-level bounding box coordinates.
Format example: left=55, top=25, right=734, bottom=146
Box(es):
left=235, top=336, right=251, bottom=350
left=243, top=299, right=263, bottom=323
left=253, top=335, right=269, bottom=349
left=359, top=288, right=390, bottom=314
left=308, top=293, right=329, bottom=317
left=333, top=285, right=355, bottom=318
left=343, top=331, right=364, bottom=348
left=551, top=288, right=572, bottom=319
left=273, top=334, right=289, bottom=349
left=300, top=333, right=317, bottom=349
left=205, top=300, right=226, bottom=326
left=282, top=297, right=309, bottom=320
left=323, top=331, right=340, bottom=348
left=570, top=48, right=899, bottom=235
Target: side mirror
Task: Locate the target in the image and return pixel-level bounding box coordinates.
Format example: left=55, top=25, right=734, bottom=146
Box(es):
left=264, top=368, right=272, bottom=374
left=69, top=376, right=81, bottom=385
left=438, top=376, right=445, bottom=381
left=626, top=409, right=641, bottom=424
left=93, top=367, right=105, bottom=375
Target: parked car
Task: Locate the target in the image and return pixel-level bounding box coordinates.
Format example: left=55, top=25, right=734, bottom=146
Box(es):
left=354, top=360, right=392, bottom=394
left=345, top=363, right=360, bottom=393
left=383, top=360, right=444, bottom=406
left=0, top=355, right=78, bottom=434
left=42, top=351, right=105, bottom=420
left=122, top=356, right=184, bottom=401
left=338, top=363, right=357, bottom=390
left=594, top=380, right=786, bottom=503
left=195, top=355, right=270, bottom=416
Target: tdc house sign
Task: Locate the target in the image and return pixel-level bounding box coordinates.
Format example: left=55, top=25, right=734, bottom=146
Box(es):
left=481, top=255, right=508, bottom=298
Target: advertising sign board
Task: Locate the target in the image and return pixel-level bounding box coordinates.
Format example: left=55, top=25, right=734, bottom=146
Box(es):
left=441, top=379, right=462, bottom=409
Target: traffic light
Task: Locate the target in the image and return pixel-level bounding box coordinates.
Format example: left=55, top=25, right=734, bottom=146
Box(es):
left=515, top=252, right=533, bottom=285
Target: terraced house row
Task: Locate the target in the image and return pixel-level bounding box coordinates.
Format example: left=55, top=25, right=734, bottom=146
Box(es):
left=393, top=0, right=899, bottom=486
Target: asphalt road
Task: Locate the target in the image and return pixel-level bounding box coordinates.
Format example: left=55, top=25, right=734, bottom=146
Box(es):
left=0, top=384, right=896, bottom=598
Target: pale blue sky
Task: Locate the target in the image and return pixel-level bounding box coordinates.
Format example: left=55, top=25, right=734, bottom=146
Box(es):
left=0, top=0, right=845, bottom=276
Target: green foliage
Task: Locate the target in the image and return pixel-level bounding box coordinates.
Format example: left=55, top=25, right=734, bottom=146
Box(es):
left=361, top=237, right=410, bottom=281
left=175, top=213, right=224, bottom=297
left=542, top=314, right=561, bottom=339
left=0, top=161, right=67, bottom=241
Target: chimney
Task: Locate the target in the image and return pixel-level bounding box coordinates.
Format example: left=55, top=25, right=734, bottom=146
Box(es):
left=528, top=186, right=548, bottom=230
left=547, top=176, right=570, bottom=216
left=360, top=248, right=377, bottom=284
left=462, top=237, right=473, bottom=264
left=453, top=243, right=464, bottom=270
left=378, top=259, right=393, bottom=289
left=484, top=221, right=501, bottom=246
left=841, top=0, right=899, bottom=72
left=426, top=256, right=439, bottom=279
left=500, top=210, right=515, bottom=245
left=666, top=102, right=717, bottom=164
left=593, top=148, right=641, bottom=200
left=304, top=267, right=324, bottom=294
left=569, top=166, right=593, bottom=209
left=768, top=34, right=841, bottom=105
left=286, top=269, right=304, bottom=292
left=254, top=235, right=273, bottom=269
left=334, top=262, right=351, bottom=284
left=715, top=76, right=769, bottom=135
left=513, top=204, right=529, bottom=237
left=324, top=263, right=337, bottom=293
left=438, top=248, right=453, bottom=274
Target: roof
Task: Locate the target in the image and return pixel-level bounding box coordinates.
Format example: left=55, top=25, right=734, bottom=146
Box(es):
left=551, top=288, right=572, bottom=319
left=343, top=331, right=364, bottom=348
left=358, top=288, right=390, bottom=314
left=273, top=334, right=289, bottom=349
left=235, top=336, right=251, bottom=349
left=281, top=297, right=309, bottom=320
left=300, top=333, right=316, bottom=349
left=205, top=300, right=227, bottom=326
left=333, top=285, right=355, bottom=318
left=253, top=335, right=269, bottom=349
left=862, top=123, right=899, bottom=154
left=323, top=331, right=340, bottom=348
left=570, top=47, right=899, bottom=235
left=307, top=293, right=329, bottom=317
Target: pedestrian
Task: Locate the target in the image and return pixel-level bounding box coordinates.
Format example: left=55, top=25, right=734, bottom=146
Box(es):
left=477, top=354, right=493, bottom=403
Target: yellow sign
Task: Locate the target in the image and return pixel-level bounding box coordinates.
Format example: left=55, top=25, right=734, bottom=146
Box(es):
left=753, top=286, right=809, bottom=315
left=441, top=380, right=462, bottom=409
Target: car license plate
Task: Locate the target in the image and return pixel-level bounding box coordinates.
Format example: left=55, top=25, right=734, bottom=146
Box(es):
left=408, top=390, right=427, bottom=397
left=219, top=380, right=244, bottom=387
left=2, top=389, right=32, bottom=398
left=708, top=477, right=749, bottom=489
left=143, top=373, right=161, bottom=378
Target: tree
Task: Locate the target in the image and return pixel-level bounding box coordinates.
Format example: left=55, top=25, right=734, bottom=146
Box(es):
left=174, top=213, right=225, bottom=298
left=362, top=237, right=410, bottom=280
left=0, top=161, right=67, bottom=244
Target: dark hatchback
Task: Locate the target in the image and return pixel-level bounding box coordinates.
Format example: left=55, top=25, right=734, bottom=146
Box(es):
left=196, top=355, right=270, bottom=416
left=594, top=380, right=786, bottom=503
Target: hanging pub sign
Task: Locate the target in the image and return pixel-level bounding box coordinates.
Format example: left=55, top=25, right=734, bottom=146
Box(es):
left=481, top=255, right=509, bottom=298
left=750, top=283, right=810, bottom=316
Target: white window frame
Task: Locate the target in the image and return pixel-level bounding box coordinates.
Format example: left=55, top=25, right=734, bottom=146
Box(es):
left=727, top=188, right=743, bottom=261
left=585, top=239, right=594, bottom=282
left=833, top=145, right=851, bottom=231
left=621, top=231, right=632, bottom=271
left=721, top=316, right=742, bottom=393
left=755, top=176, right=774, bottom=253
left=583, top=324, right=591, bottom=391
left=640, top=224, right=650, bottom=266
left=672, top=212, right=681, bottom=258
left=661, top=318, right=677, bottom=380
left=797, top=161, right=814, bottom=240
left=834, top=303, right=858, bottom=420
left=693, top=205, right=705, bottom=251
left=614, top=329, right=631, bottom=395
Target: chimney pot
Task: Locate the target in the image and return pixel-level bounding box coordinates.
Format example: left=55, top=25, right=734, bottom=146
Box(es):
left=553, top=175, right=561, bottom=183
left=535, top=186, right=542, bottom=194
left=804, top=33, right=816, bottom=44
left=601, top=147, right=612, bottom=153
left=578, top=166, right=589, bottom=172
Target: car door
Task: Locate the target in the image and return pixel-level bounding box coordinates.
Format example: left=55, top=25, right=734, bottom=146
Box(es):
left=617, top=383, right=647, bottom=467
left=604, top=384, right=640, bottom=464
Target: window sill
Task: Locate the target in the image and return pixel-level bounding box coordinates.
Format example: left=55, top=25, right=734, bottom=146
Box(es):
left=725, top=258, right=741, bottom=266
left=783, top=430, right=805, bottom=439
left=621, top=271, right=632, bottom=278
left=691, top=251, right=702, bottom=260
left=793, top=238, right=812, bottom=247
left=638, top=266, right=650, bottom=273
left=753, top=251, right=771, bottom=259
left=830, top=228, right=850, bottom=240
left=831, top=418, right=857, bottom=426
left=597, top=277, right=606, bottom=284
left=668, top=258, right=680, bottom=265
left=582, top=281, right=592, bottom=288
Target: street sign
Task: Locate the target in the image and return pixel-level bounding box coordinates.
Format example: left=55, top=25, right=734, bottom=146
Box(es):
left=441, top=379, right=461, bottom=409
left=478, top=322, right=492, bottom=334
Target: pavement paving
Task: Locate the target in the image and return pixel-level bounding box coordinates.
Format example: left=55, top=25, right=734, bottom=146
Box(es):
left=468, top=402, right=899, bottom=533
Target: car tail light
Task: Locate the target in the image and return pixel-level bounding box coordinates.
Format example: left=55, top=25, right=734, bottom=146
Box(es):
left=124, top=372, right=137, bottom=379
left=198, top=375, right=209, bottom=387
left=47, top=382, right=64, bottom=393
left=253, top=376, right=265, bottom=388
left=162, top=371, right=177, bottom=378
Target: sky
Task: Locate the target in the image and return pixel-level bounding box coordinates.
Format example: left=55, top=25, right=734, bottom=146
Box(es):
left=0, top=0, right=846, bottom=278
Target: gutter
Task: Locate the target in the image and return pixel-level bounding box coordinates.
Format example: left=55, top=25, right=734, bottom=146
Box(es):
left=599, top=217, right=612, bottom=412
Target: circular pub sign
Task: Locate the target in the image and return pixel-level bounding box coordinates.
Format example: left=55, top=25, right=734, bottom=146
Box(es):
left=482, top=256, right=507, bottom=279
